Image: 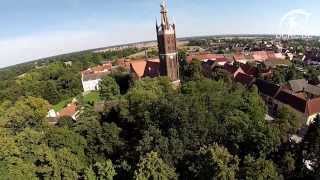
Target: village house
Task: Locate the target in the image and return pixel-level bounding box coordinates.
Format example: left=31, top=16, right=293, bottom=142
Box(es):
left=233, top=53, right=254, bottom=64
left=234, top=77, right=320, bottom=126
left=288, top=79, right=320, bottom=99
left=222, top=62, right=272, bottom=79
left=57, top=102, right=79, bottom=121
left=81, top=62, right=112, bottom=92
left=186, top=53, right=232, bottom=65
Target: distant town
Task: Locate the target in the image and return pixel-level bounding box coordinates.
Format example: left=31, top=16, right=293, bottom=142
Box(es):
left=1, top=0, right=320, bottom=179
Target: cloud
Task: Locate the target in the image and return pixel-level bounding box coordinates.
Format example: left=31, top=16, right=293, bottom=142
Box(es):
left=0, top=22, right=155, bottom=68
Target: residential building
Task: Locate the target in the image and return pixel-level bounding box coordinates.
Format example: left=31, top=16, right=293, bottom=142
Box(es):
left=57, top=102, right=79, bottom=121
left=81, top=63, right=112, bottom=92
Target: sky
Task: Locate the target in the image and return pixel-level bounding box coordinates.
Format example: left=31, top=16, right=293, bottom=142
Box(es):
left=1, top=0, right=320, bottom=68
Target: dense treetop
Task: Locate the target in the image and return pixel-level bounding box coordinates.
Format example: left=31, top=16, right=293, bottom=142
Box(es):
left=0, top=44, right=320, bottom=179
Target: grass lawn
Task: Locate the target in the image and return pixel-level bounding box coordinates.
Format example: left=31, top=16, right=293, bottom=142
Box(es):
left=83, top=91, right=101, bottom=104
left=52, top=98, right=73, bottom=112
left=52, top=91, right=101, bottom=112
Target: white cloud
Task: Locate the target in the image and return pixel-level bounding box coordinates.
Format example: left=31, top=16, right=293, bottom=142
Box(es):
left=0, top=23, right=155, bottom=68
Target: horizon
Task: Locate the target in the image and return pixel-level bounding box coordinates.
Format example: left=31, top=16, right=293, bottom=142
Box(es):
left=1, top=0, right=320, bottom=68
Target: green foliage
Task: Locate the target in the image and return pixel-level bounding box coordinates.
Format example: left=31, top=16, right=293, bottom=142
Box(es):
left=241, top=155, right=281, bottom=180
left=92, top=160, right=117, bottom=180
left=99, top=76, right=120, bottom=101
left=134, top=151, right=177, bottom=180
left=75, top=108, right=124, bottom=162
left=83, top=91, right=101, bottom=104
left=184, top=144, right=239, bottom=180
left=181, top=60, right=204, bottom=81
left=273, top=107, right=301, bottom=143
left=4, top=97, right=50, bottom=132
left=1, top=48, right=317, bottom=179
left=300, top=119, right=320, bottom=177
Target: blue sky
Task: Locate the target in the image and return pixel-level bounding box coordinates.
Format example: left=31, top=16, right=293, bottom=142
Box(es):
left=1, top=0, right=320, bottom=68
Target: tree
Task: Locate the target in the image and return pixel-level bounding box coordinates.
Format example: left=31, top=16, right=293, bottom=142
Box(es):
left=241, top=155, right=280, bottom=180
left=75, top=108, right=124, bottom=162
left=183, top=144, right=239, bottom=180
left=300, top=117, right=320, bottom=177
left=44, top=80, right=60, bottom=104
left=274, top=107, right=301, bottom=143
left=4, top=96, right=50, bottom=132
left=99, top=76, right=120, bottom=101
left=279, top=152, right=296, bottom=177
left=92, top=160, right=117, bottom=180
left=56, top=116, right=75, bottom=128
left=0, top=128, right=37, bottom=179
left=134, top=151, right=177, bottom=180
left=181, top=60, right=204, bottom=81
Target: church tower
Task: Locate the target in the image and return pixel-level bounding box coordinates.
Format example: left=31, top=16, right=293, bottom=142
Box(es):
left=156, top=0, right=180, bottom=82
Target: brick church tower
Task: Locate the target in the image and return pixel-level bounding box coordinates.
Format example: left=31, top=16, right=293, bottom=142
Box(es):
left=156, top=0, right=180, bottom=82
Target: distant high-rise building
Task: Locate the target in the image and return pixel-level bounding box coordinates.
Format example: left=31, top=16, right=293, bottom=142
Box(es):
left=156, top=0, right=180, bottom=82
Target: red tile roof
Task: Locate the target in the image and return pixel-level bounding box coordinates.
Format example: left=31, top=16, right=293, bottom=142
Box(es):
left=275, top=90, right=307, bottom=113
left=186, top=53, right=225, bottom=63
left=130, top=60, right=147, bottom=78
left=82, top=72, right=110, bottom=81
left=82, top=63, right=112, bottom=81
left=224, top=63, right=240, bottom=74
left=306, top=98, right=320, bottom=116
left=235, top=73, right=256, bottom=87
left=233, top=53, right=245, bottom=61
left=130, top=59, right=160, bottom=78
left=223, top=63, right=245, bottom=78
left=82, top=63, right=112, bottom=75
left=252, top=51, right=269, bottom=61
left=58, top=103, right=78, bottom=118
left=116, top=59, right=131, bottom=69
left=240, top=64, right=258, bottom=77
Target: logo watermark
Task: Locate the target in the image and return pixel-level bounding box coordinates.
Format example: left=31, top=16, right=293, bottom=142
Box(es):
left=277, top=9, right=312, bottom=39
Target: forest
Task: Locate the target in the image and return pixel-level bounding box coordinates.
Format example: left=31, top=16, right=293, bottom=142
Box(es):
left=0, top=52, right=319, bottom=179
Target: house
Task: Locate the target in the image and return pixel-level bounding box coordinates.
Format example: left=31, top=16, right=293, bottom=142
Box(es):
left=64, top=61, right=73, bottom=66
left=288, top=79, right=320, bottom=99
left=223, top=63, right=245, bottom=78
left=233, top=53, right=254, bottom=64
left=234, top=72, right=256, bottom=87
left=186, top=53, right=230, bottom=65
left=289, top=79, right=308, bottom=93
left=252, top=51, right=269, bottom=61
left=255, top=79, right=320, bottom=125
left=274, top=53, right=286, bottom=60
left=57, top=102, right=79, bottom=121
left=47, top=109, right=59, bottom=125
left=81, top=63, right=112, bottom=92
left=115, top=59, right=131, bottom=70
left=223, top=62, right=272, bottom=79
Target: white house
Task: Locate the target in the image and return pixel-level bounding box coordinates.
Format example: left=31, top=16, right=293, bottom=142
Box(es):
left=81, top=63, right=112, bottom=92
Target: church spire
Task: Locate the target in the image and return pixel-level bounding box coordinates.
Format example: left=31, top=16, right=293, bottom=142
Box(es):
left=160, top=0, right=169, bottom=29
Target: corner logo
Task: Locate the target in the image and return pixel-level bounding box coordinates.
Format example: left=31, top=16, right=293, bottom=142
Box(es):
left=277, top=9, right=311, bottom=39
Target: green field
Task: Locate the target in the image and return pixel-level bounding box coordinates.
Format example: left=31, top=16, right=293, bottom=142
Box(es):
left=52, top=98, right=73, bottom=112
left=52, top=91, right=101, bottom=112
left=83, top=91, right=101, bottom=104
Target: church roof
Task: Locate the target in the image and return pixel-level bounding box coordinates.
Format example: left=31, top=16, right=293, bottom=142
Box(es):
left=130, top=60, right=147, bottom=78
left=130, top=59, right=160, bottom=78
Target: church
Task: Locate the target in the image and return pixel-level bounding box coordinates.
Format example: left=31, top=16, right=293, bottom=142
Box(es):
left=130, top=0, right=180, bottom=83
